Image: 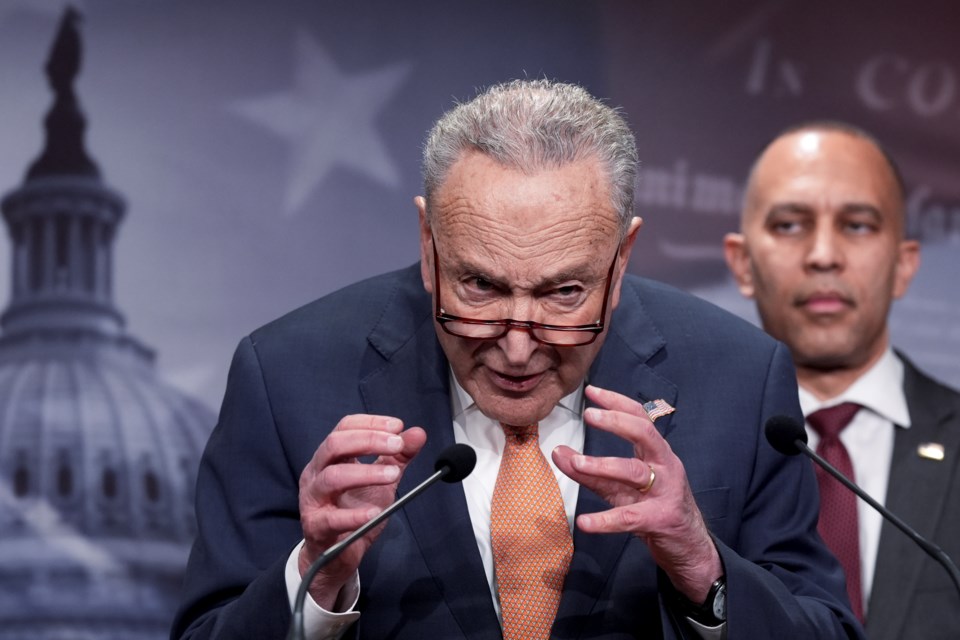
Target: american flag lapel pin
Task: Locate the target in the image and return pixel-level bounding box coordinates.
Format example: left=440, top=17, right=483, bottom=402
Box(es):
left=642, top=398, right=675, bottom=422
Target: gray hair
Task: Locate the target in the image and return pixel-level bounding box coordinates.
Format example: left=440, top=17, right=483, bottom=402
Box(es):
left=421, top=79, right=638, bottom=237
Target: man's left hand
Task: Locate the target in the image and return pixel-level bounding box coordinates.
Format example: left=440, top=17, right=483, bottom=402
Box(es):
left=552, top=384, right=723, bottom=603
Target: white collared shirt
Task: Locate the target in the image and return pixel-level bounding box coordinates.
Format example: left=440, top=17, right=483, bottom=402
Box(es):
left=799, top=348, right=911, bottom=612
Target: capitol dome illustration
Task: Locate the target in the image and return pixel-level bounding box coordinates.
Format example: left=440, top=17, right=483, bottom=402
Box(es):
left=0, top=9, right=214, bottom=639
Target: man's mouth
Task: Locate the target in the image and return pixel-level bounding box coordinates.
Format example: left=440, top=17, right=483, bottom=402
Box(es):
left=797, top=291, right=853, bottom=315
left=487, top=369, right=545, bottom=393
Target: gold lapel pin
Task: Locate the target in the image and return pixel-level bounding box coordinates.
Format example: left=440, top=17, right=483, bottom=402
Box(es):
left=917, top=442, right=945, bottom=461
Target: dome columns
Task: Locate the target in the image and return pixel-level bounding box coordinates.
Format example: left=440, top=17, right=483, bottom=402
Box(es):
left=1, top=179, right=127, bottom=337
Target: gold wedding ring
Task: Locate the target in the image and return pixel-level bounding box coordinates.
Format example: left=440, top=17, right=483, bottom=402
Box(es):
left=639, top=464, right=656, bottom=493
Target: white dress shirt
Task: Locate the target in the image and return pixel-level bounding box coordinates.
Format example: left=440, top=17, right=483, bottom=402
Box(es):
left=799, top=348, right=910, bottom=613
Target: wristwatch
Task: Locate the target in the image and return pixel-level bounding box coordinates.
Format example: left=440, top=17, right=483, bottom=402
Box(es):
left=677, top=576, right=727, bottom=626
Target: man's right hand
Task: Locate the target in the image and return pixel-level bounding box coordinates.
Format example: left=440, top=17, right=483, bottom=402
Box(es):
left=297, top=415, right=427, bottom=610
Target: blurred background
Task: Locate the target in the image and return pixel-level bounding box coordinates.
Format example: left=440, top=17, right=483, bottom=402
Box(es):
left=0, top=1, right=956, bottom=637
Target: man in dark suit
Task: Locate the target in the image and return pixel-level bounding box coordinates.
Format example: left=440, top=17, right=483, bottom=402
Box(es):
left=172, top=80, right=862, bottom=639
left=724, top=122, right=960, bottom=639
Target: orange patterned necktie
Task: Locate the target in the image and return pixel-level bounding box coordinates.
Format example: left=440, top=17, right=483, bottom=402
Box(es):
left=490, top=423, right=573, bottom=640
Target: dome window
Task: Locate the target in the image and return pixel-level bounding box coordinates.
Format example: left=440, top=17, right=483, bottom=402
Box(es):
left=57, top=462, right=73, bottom=498
left=13, top=464, right=30, bottom=497
left=54, top=450, right=74, bottom=498
left=101, top=467, right=117, bottom=499
left=144, top=470, right=161, bottom=503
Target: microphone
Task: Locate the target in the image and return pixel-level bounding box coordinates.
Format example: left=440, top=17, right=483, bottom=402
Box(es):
left=765, top=415, right=960, bottom=601
left=287, top=443, right=477, bottom=640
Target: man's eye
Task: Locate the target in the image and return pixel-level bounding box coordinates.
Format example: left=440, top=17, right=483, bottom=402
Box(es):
left=469, top=277, right=495, bottom=292
left=544, top=285, right=587, bottom=309
left=844, top=220, right=876, bottom=234
left=554, top=285, right=582, bottom=298
left=770, top=220, right=802, bottom=234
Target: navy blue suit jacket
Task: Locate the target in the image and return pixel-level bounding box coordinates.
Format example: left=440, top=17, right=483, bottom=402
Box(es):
left=172, top=264, right=863, bottom=639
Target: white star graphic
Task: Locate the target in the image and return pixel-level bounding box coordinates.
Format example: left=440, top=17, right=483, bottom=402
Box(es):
left=230, top=30, right=412, bottom=216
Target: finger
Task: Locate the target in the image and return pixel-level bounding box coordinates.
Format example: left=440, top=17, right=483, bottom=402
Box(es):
left=352, top=426, right=427, bottom=480
left=303, top=427, right=428, bottom=500
left=334, top=414, right=407, bottom=434
left=552, top=445, right=631, bottom=499
left=577, top=503, right=660, bottom=535
left=312, top=424, right=408, bottom=468
left=390, top=426, right=428, bottom=465
left=552, top=444, right=590, bottom=485
left=302, top=503, right=383, bottom=540
left=568, top=452, right=654, bottom=491
left=585, top=385, right=649, bottom=417
left=583, top=404, right=669, bottom=461
left=303, top=461, right=401, bottom=501
left=583, top=405, right=657, bottom=448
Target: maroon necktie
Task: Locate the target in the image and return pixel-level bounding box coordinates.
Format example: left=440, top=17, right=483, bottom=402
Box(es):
left=807, top=402, right=864, bottom=622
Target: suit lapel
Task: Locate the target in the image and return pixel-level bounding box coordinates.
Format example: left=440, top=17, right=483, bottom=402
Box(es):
left=359, top=279, right=501, bottom=639
left=866, top=357, right=960, bottom=639
left=555, top=281, right=680, bottom=637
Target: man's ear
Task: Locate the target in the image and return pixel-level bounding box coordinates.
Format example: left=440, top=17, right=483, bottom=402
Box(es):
left=892, top=238, right=920, bottom=300
left=415, top=196, right=434, bottom=293
left=723, top=232, right=756, bottom=298
left=608, top=216, right=643, bottom=310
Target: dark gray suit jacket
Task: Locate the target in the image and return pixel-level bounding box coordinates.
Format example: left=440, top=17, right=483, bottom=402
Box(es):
left=172, top=264, right=863, bottom=639
left=866, top=355, right=960, bottom=640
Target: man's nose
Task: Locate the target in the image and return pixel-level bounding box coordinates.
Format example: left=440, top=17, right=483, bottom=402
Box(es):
left=805, top=224, right=844, bottom=272
left=497, top=326, right=541, bottom=366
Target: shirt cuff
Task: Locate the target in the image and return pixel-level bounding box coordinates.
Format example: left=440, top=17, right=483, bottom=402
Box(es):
left=285, top=540, right=361, bottom=640
left=686, top=617, right=726, bottom=640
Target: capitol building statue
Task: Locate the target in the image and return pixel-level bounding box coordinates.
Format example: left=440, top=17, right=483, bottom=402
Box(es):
left=0, top=8, right=215, bottom=638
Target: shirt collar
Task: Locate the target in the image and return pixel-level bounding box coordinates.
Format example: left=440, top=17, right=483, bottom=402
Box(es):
left=798, top=348, right=911, bottom=428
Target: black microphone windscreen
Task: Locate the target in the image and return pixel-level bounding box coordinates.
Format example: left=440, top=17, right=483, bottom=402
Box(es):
left=435, top=443, right=477, bottom=483
left=765, top=415, right=808, bottom=456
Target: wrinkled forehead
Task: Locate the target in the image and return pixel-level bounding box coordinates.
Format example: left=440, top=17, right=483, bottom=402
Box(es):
left=430, top=152, right=620, bottom=237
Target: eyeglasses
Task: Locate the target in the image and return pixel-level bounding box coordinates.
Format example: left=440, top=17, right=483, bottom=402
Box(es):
left=432, top=240, right=619, bottom=347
